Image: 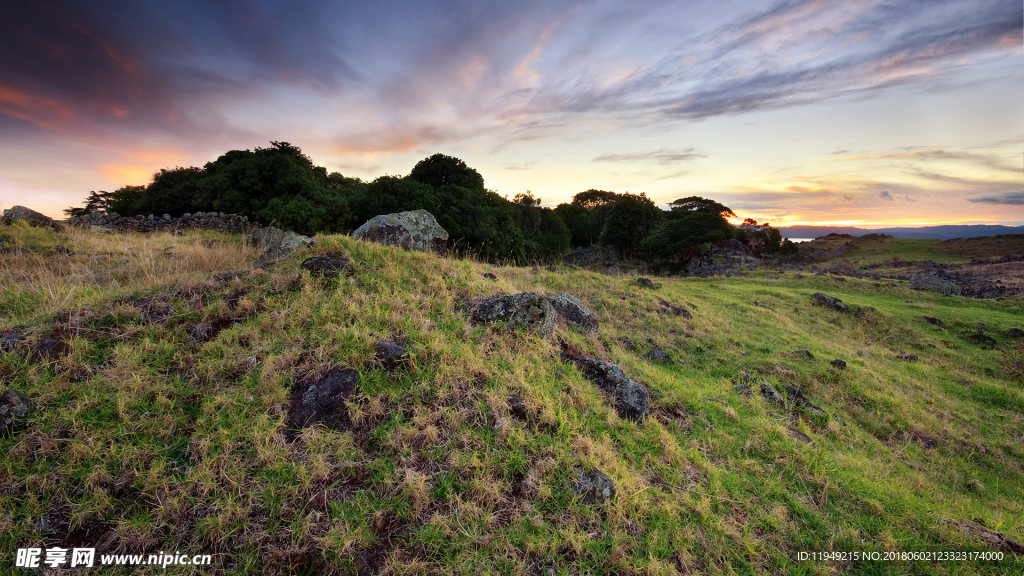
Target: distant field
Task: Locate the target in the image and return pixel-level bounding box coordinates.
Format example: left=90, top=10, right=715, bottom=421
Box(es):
left=2, top=223, right=1022, bottom=575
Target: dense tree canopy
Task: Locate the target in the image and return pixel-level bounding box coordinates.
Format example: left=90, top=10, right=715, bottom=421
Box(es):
left=69, top=142, right=777, bottom=265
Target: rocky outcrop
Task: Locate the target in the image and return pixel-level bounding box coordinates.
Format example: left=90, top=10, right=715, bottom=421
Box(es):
left=470, top=292, right=556, bottom=339
left=562, top=245, right=620, bottom=267
left=812, top=292, right=849, bottom=312
left=352, top=209, right=448, bottom=252
left=560, top=347, right=650, bottom=421
left=2, top=206, right=57, bottom=228
left=0, top=390, right=33, bottom=435
left=547, top=292, right=598, bottom=336
left=66, top=211, right=257, bottom=234
left=252, top=226, right=313, bottom=268
left=911, top=274, right=962, bottom=297
left=709, top=239, right=753, bottom=258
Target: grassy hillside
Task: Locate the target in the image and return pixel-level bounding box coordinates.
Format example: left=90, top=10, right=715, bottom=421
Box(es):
left=2, top=222, right=1023, bottom=575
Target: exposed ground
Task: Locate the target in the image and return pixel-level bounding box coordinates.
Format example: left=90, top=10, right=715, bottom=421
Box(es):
left=2, top=222, right=1023, bottom=575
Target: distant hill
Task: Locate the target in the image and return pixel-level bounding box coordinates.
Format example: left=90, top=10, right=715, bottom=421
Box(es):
left=779, top=224, right=1024, bottom=240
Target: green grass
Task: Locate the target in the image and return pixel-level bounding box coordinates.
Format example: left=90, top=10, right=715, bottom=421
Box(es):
left=1, top=225, right=1022, bottom=575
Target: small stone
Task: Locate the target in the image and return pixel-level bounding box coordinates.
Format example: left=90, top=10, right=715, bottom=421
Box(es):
left=636, top=277, right=660, bottom=289
left=0, top=390, right=33, bottom=435
left=812, top=292, right=849, bottom=312
left=760, top=380, right=787, bottom=409
left=896, top=353, right=918, bottom=362
left=753, top=301, right=774, bottom=311
left=300, top=251, right=354, bottom=278
left=549, top=292, right=599, bottom=335
left=482, top=272, right=497, bottom=280
left=1, top=332, right=25, bottom=353
left=793, top=349, right=814, bottom=360
left=1009, top=328, right=1024, bottom=337
left=577, top=470, right=616, bottom=504
left=923, top=316, right=944, bottom=327
left=830, top=359, right=847, bottom=369
left=29, top=338, right=68, bottom=363
left=373, top=339, right=409, bottom=369
left=646, top=340, right=672, bottom=364
left=286, top=368, right=359, bottom=432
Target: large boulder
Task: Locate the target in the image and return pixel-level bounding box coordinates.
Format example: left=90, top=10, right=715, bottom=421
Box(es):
left=470, top=292, right=556, bottom=339
left=547, top=292, right=598, bottom=336
left=352, top=209, right=448, bottom=252
left=560, top=348, right=650, bottom=421
left=0, top=390, right=33, bottom=435
left=251, top=226, right=313, bottom=267
left=2, top=206, right=55, bottom=228
left=709, top=238, right=753, bottom=258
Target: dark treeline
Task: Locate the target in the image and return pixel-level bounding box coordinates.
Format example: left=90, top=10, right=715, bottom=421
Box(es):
left=66, top=142, right=796, bottom=263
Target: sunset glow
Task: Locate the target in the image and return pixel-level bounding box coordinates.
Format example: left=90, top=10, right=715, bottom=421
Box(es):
left=0, top=0, right=1020, bottom=224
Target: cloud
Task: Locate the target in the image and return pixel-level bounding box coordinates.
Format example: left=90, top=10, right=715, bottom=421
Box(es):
left=594, top=147, right=705, bottom=164
left=904, top=195, right=919, bottom=202
left=825, top=147, right=1021, bottom=173
left=965, top=191, right=1024, bottom=205
left=879, top=190, right=894, bottom=201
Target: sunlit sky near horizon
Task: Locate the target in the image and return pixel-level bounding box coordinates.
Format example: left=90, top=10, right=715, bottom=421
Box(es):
left=1, top=0, right=1022, bottom=226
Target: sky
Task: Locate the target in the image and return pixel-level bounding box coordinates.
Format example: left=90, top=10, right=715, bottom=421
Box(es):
left=1, top=0, right=1022, bottom=226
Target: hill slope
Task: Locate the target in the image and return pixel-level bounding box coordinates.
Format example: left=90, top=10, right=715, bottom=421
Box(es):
left=2, top=223, right=1023, bottom=574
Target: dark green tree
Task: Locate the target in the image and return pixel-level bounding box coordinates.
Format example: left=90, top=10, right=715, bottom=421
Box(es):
left=667, top=196, right=737, bottom=218
left=64, top=190, right=115, bottom=217
left=511, top=192, right=571, bottom=262
left=640, top=211, right=734, bottom=263
left=409, top=153, right=485, bottom=190
left=598, top=192, right=662, bottom=256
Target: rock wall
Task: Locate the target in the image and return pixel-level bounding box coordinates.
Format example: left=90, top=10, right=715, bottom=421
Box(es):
left=66, top=211, right=258, bottom=234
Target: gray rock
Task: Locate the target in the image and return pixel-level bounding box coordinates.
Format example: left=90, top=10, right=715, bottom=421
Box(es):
left=765, top=274, right=780, bottom=280
left=792, top=349, right=814, bottom=360
left=286, top=368, right=359, bottom=432
left=548, top=292, right=598, bottom=336
left=923, top=316, right=944, bottom=327
left=646, top=340, right=672, bottom=364
left=636, top=277, right=660, bottom=289
left=2, top=206, right=54, bottom=227
left=658, top=299, right=692, bottom=319
left=812, top=292, right=849, bottom=312
left=830, top=359, right=847, bottom=369
left=1009, top=328, right=1024, bottom=337
left=560, top=348, right=650, bottom=421
left=470, top=292, right=556, bottom=339
left=896, top=352, right=919, bottom=362
left=352, top=209, right=449, bottom=252
left=576, top=470, right=616, bottom=505
left=760, top=380, right=787, bottom=409
left=373, top=339, right=409, bottom=369
left=752, top=301, right=774, bottom=311
left=0, top=390, right=33, bottom=435
left=89, top=225, right=112, bottom=233
left=780, top=384, right=827, bottom=416
left=482, top=272, right=498, bottom=280
left=251, top=226, right=313, bottom=268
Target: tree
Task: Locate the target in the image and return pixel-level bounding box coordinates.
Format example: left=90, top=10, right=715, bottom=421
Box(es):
left=735, top=218, right=784, bottom=256
left=511, top=192, right=571, bottom=262
left=598, top=192, right=662, bottom=256
left=571, top=189, right=619, bottom=210
left=667, top=196, right=737, bottom=219
left=409, top=153, right=485, bottom=190
left=640, top=211, right=734, bottom=263
left=64, top=191, right=114, bottom=217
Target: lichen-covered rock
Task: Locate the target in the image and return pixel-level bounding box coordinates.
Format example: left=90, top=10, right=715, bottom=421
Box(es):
left=2, top=206, right=55, bottom=228
left=760, top=380, right=787, bottom=409
left=67, top=211, right=256, bottom=234
left=286, top=368, right=359, bottom=432
left=560, top=348, right=650, bottom=421
left=636, top=277, right=660, bottom=289
left=658, top=299, right=692, bottom=319
left=576, top=470, right=616, bottom=504
left=0, top=390, right=33, bottom=435
left=252, top=226, right=313, bottom=268
left=548, top=292, right=598, bottom=336
left=352, top=209, right=448, bottom=252
left=301, top=251, right=354, bottom=278
left=812, top=292, right=849, bottom=312
left=470, top=292, right=556, bottom=339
